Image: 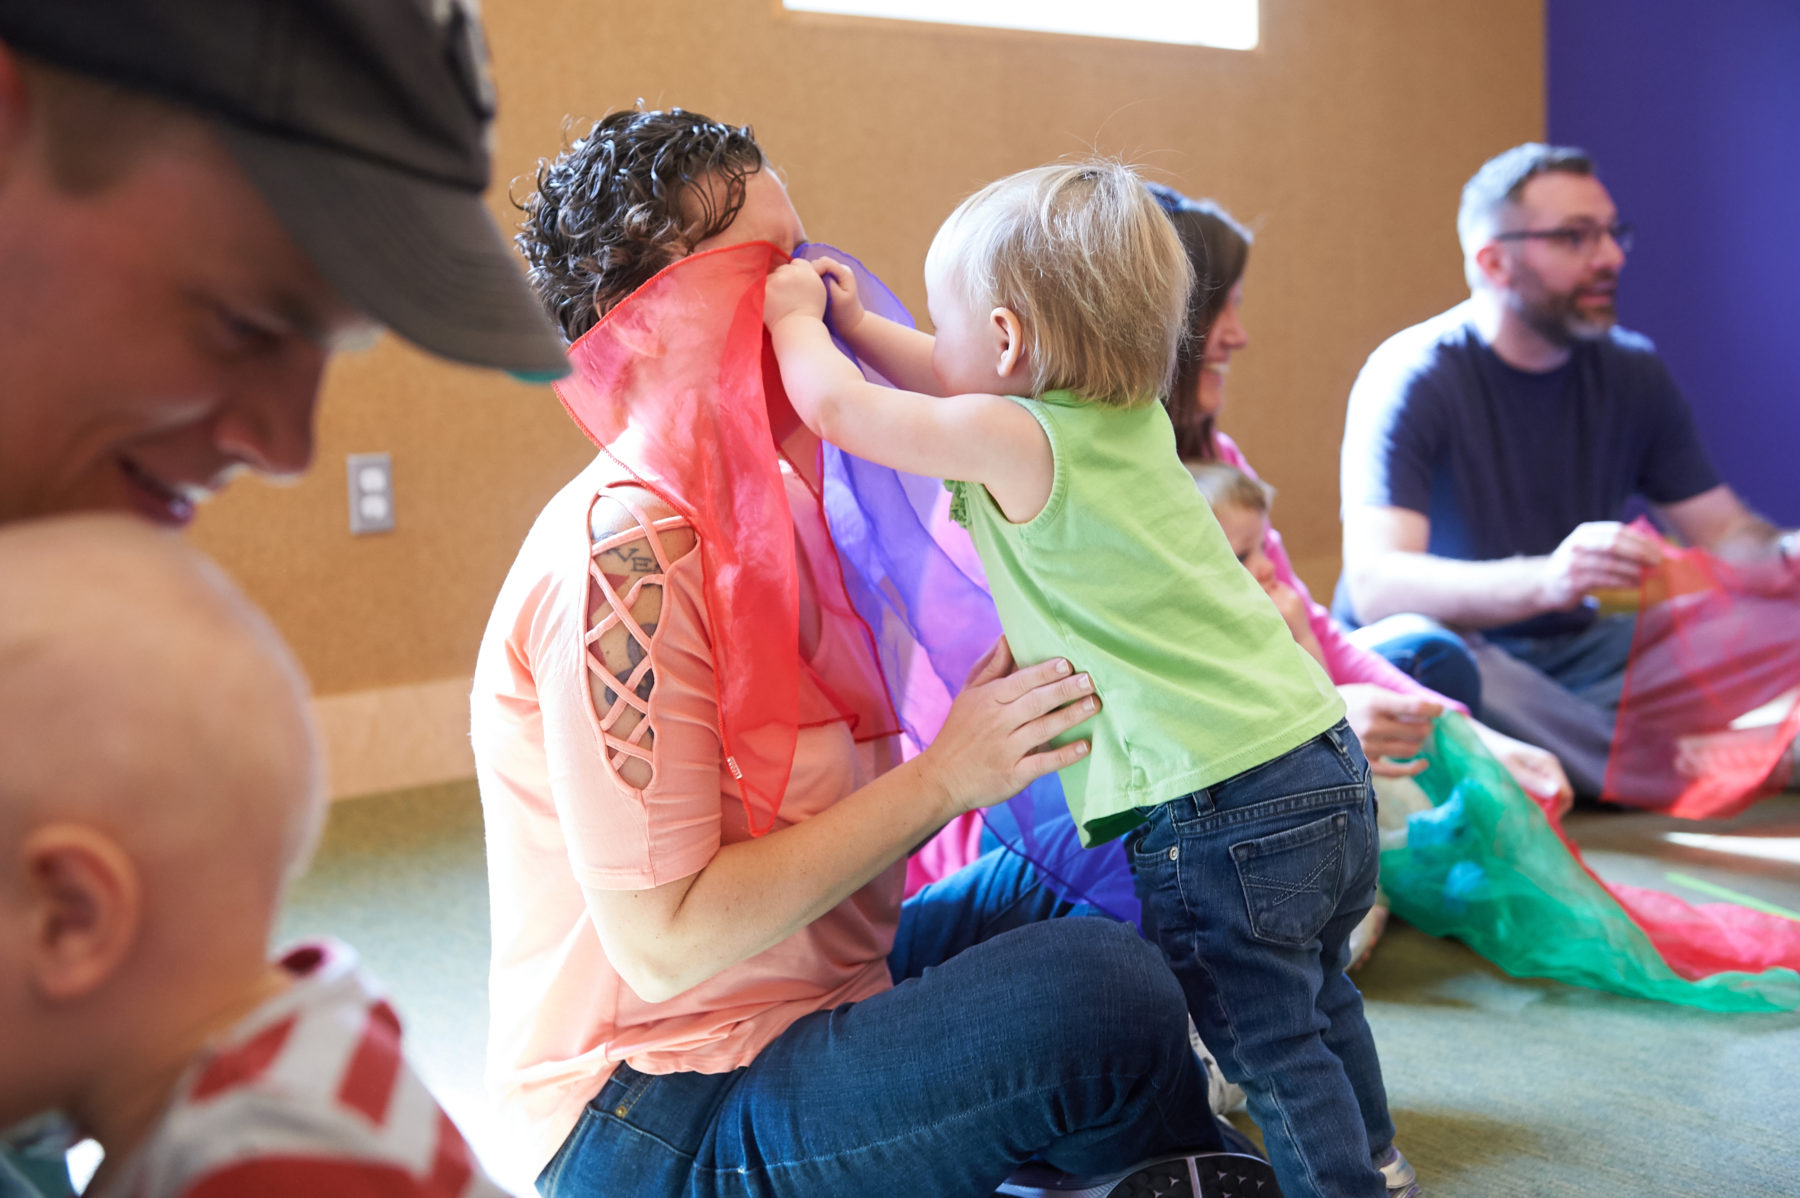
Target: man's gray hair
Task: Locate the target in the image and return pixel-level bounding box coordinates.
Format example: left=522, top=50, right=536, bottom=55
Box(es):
left=1457, top=142, right=1596, bottom=253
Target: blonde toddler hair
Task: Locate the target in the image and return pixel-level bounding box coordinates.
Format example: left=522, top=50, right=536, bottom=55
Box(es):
left=926, top=160, right=1193, bottom=406
left=1186, top=460, right=1275, bottom=516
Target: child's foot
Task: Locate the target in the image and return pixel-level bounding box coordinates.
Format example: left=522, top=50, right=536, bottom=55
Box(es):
left=1374, top=1144, right=1421, bottom=1197
left=1348, top=898, right=1390, bottom=971
left=1187, top=1019, right=1246, bottom=1114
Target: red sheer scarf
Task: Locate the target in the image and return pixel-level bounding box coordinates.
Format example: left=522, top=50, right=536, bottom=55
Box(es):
left=1603, top=520, right=1800, bottom=818
left=553, top=241, right=892, bottom=834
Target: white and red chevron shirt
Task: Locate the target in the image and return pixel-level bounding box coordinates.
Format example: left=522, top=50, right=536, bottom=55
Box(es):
left=95, top=939, right=507, bottom=1198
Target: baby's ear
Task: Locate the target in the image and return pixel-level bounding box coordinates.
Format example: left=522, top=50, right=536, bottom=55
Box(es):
left=989, top=306, right=1030, bottom=383
left=18, top=823, right=141, bottom=1002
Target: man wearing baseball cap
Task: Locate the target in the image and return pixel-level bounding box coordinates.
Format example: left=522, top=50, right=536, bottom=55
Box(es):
left=0, top=3, right=558, bottom=1194
left=0, top=0, right=567, bottom=528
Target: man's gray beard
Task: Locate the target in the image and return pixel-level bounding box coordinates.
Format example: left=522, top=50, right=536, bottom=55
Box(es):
left=1513, top=289, right=1615, bottom=346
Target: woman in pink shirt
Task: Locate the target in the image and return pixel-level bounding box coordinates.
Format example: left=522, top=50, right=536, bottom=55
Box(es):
left=471, top=109, right=1266, bottom=1198
left=1148, top=184, right=1572, bottom=805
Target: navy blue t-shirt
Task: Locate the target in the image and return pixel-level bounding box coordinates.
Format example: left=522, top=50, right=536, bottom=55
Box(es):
left=1333, top=302, right=1719, bottom=638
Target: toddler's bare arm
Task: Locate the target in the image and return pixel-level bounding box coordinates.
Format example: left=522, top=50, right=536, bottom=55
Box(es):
left=763, top=261, right=1053, bottom=522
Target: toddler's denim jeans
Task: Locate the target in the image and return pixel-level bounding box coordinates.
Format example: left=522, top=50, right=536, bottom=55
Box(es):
left=538, top=848, right=1233, bottom=1198
left=1128, top=719, right=1393, bottom=1198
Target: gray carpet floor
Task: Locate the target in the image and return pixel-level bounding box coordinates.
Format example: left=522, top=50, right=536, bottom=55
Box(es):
left=280, top=783, right=1800, bottom=1197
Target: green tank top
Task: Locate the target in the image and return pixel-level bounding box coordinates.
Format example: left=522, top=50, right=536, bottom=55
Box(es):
left=949, top=391, right=1344, bottom=846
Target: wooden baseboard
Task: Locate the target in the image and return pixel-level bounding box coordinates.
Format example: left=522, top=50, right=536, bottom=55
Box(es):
left=312, top=676, right=475, bottom=801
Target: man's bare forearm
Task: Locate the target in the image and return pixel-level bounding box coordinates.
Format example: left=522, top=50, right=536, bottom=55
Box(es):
left=1707, top=515, right=1787, bottom=566
left=1346, top=550, right=1557, bottom=629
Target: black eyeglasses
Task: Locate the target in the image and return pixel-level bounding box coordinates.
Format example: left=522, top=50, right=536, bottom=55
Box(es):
left=1492, top=222, right=1634, bottom=256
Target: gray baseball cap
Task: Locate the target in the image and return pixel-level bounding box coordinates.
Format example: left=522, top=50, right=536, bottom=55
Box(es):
left=0, top=0, right=569, bottom=379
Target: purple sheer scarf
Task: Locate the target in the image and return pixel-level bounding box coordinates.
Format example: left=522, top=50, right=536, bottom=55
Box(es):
left=797, top=243, right=1141, bottom=922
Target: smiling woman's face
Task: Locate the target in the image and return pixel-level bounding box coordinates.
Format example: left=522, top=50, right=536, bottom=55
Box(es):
left=1196, top=278, right=1248, bottom=420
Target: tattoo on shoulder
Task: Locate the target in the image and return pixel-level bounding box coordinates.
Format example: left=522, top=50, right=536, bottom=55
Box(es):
left=596, top=541, right=658, bottom=592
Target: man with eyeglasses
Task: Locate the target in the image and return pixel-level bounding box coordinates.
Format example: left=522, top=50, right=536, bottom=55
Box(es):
left=1332, top=142, right=1798, bottom=800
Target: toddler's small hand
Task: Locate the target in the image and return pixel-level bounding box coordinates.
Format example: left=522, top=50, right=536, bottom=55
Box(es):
left=812, top=256, right=867, bottom=335
left=764, top=260, right=828, bottom=328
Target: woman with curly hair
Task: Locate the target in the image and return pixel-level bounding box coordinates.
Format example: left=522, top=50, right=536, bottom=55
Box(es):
left=471, top=109, right=1264, bottom=1198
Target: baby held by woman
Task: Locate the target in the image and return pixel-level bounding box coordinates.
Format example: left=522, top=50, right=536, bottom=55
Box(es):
left=763, top=162, right=1419, bottom=1198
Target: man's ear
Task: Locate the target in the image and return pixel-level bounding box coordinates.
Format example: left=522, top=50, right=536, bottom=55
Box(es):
left=990, top=306, right=1031, bottom=385
left=1472, top=241, right=1512, bottom=291
left=19, top=823, right=141, bottom=1003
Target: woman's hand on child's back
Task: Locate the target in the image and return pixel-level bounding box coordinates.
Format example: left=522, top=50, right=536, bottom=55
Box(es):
left=812, top=257, right=867, bottom=336
left=916, top=637, right=1098, bottom=818
left=764, top=259, right=828, bottom=329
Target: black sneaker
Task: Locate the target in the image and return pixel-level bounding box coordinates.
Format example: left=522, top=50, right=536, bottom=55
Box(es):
left=995, top=1151, right=1280, bottom=1198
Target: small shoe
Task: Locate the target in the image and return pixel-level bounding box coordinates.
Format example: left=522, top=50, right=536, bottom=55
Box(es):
left=994, top=1151, right=1279, bottom=1198
left=1188, top=1019, right=1247, bottom=1114
left=1373, top=1144, right=1420, bottom=1197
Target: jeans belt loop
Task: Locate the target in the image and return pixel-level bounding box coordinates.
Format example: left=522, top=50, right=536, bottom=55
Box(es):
left=1324, top=719, right=1348, bottom=756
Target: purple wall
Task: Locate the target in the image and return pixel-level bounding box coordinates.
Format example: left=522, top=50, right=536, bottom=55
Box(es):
left=1548, top=0, right=1800, bottom=524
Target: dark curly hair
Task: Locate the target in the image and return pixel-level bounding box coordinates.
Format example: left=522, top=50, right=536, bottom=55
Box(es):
left=1146, top=183, right=1252, bottom=461
left=516, top=108, right=767, bottom=341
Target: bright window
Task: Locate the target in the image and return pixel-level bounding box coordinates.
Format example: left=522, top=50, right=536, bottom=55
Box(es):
left=781, top=0, right=1258, bottom=51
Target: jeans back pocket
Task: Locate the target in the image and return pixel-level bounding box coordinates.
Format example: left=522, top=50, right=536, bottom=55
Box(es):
left=1230, top=812, right=1349, bottom=947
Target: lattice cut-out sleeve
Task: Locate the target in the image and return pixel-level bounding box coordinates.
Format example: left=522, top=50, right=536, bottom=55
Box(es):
left=530, top=489, right=728, bottom=891
left=501, top=482, right=730, bottom=898
left=584, top=495, right=699, bottom=791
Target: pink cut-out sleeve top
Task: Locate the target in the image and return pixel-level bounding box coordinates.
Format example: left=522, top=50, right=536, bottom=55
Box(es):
left=471, top=456, right=903, bottom=1178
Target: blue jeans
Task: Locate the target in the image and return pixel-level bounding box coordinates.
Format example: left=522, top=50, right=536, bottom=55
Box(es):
left=1354, top=612, right=1636, bottom=796
left=1476, top=615, right=1635, bottom=797
left=1127, top=721, right=1391, bottom=1198
left=538, top=849, right=1230, bottom=1198
left=1346, top=612, right=1484, bottom=714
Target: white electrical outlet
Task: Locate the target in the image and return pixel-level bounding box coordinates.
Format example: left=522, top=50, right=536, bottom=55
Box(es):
left=347, top=453, right=394, bottom=535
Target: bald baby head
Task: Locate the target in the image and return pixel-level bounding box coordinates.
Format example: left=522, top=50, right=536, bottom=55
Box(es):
left=0, top=516, right=325, bottom=1131
left=0, top=515, right=321, bottom=873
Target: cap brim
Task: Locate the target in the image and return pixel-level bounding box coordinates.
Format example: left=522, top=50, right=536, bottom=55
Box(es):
left=218, top=124, right=569, bottom=381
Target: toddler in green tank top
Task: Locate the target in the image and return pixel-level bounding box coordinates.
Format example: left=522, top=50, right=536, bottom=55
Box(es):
left=764, top=161, right=1416, bottom=1198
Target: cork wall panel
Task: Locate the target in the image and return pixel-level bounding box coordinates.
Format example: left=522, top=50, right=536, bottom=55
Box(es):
left=187, top=0, right=1544, bottom=696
